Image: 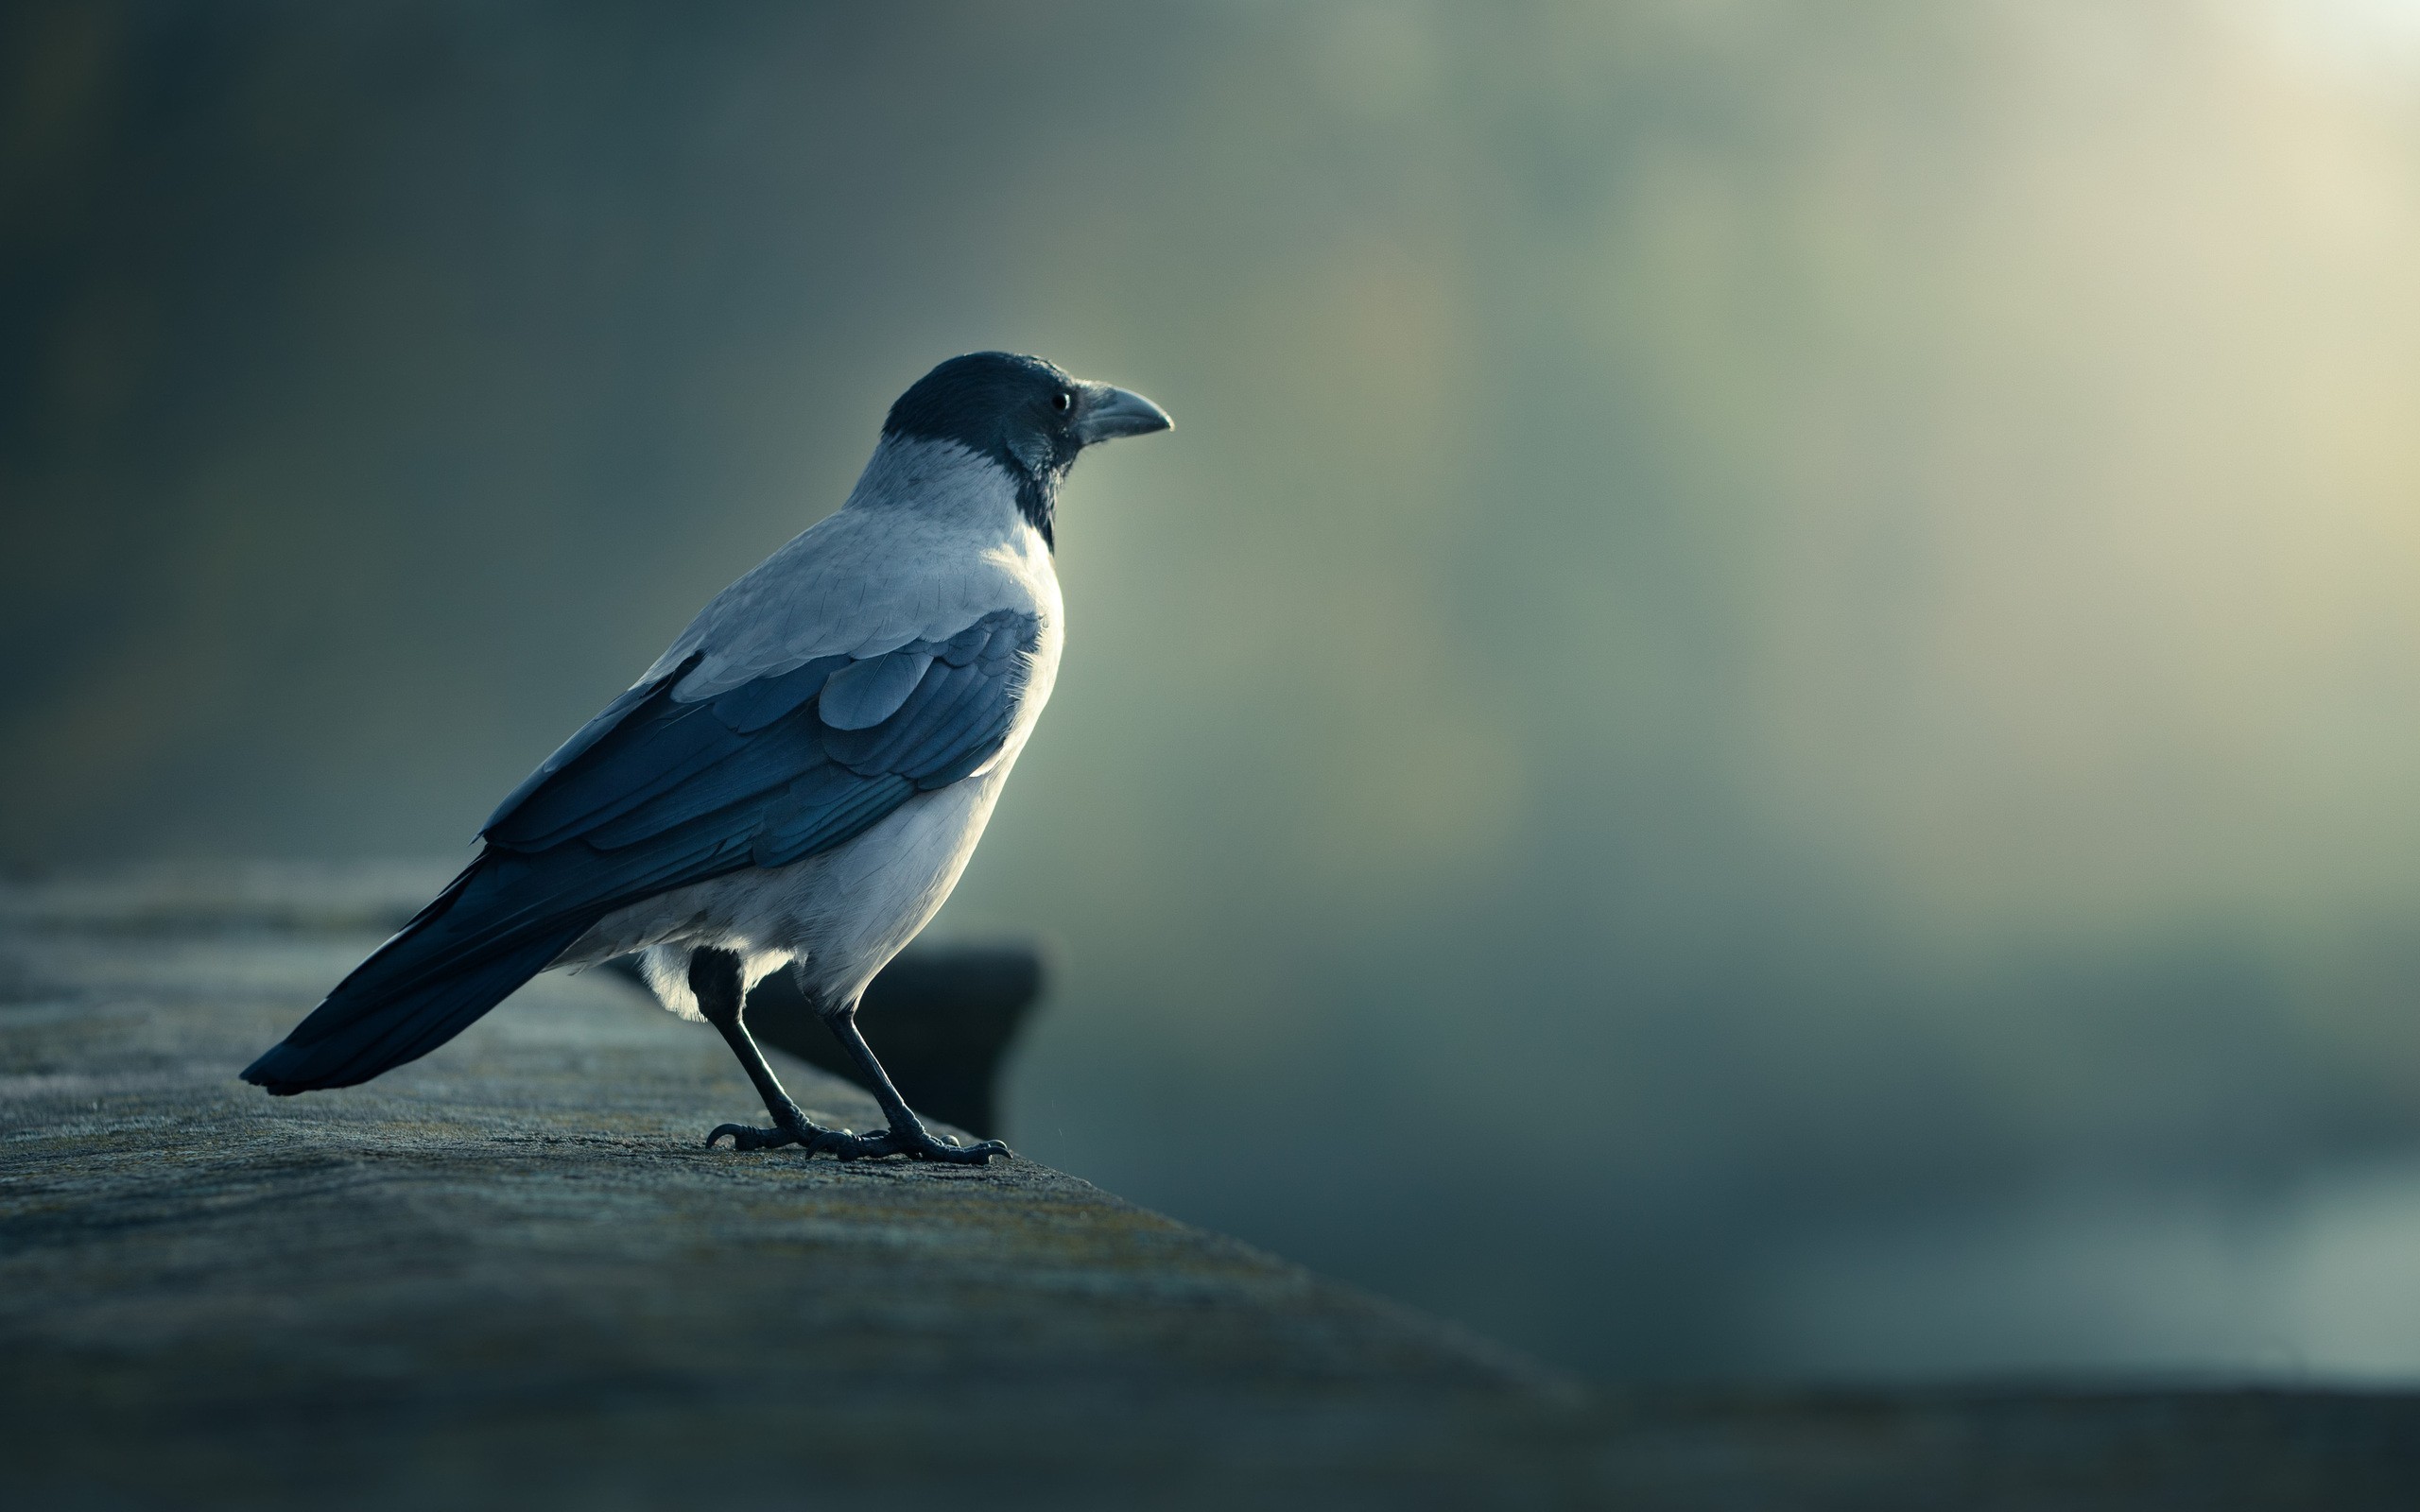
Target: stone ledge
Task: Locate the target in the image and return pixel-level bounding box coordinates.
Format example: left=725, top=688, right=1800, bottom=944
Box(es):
left=0, top=865, right=1579, bottom=1510
left=3, top=865, right=2417, bottom=1510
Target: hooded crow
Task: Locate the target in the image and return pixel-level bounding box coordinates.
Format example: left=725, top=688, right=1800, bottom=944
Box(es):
left=242, top=352, right=1171, bottom=1163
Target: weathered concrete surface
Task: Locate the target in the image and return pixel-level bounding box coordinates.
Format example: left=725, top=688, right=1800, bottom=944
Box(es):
left=0, top=864, right=1590, bottom=1510
left=5, top=865, right=2419, bottom=1510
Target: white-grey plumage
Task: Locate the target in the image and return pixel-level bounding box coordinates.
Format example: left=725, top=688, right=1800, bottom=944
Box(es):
left=242, top=352, right=1170, bottom=1164
left=563, top=434, right=1067, bottom=1022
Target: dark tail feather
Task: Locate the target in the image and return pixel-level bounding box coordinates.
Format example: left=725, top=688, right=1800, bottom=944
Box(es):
left=240, top=860, right=596, bottom=1094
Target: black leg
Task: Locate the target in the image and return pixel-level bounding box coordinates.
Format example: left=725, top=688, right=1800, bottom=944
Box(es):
left=819, top=1000, right=1010, bottom=1164
left=691, top=948, right=856, bottom=1157
left=692, top=951, right=1008, bottom=1164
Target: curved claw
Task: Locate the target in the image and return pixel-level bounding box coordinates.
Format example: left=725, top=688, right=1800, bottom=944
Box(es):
left=706, top=1123, right=802, bottom=1152
left=704, top=1117, right=1011, bottom=1165
left=934, top=1139, right=1011, bottom=1165
left=872, top=1128, right=1011, bottom=1164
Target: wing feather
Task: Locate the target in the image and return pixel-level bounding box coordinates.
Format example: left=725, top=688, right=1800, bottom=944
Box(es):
left=819, top=649, right=936, bottom=730
left=449, top=609, right=1039, bottom=963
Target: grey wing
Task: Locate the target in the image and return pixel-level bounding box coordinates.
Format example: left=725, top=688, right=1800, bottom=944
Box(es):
left=464, top=608, right=1038, bottom=934
left=235, top=609, right=1038, bottom=1096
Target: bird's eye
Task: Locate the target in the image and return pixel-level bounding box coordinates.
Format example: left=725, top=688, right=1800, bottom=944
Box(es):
left=1052, top=391, right=1073, bottom=413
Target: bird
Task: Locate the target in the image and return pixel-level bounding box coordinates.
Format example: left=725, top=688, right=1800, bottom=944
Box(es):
left=241, top=352, right=1171, bottom=1163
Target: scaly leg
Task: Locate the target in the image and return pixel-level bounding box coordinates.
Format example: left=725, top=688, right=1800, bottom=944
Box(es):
left=691, top=948, right=856, bottom=1157
left=816, top=998, right=1010, bottom=1164
left=693, top=950, right=1007, bottom=1164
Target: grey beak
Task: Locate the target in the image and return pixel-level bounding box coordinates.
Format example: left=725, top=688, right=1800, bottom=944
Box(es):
left=1072, top=382, right=1172, bottom=445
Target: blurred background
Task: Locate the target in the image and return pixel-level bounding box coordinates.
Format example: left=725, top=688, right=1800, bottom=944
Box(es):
left=9, top=0, right=2420, bottom=1383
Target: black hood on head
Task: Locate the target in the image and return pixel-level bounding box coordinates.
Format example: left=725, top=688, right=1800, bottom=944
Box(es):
left=881, top=352, right=1169, bottom=549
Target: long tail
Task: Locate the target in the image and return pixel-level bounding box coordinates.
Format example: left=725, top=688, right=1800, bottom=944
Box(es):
left=240, top=859, right=597, bottom=1094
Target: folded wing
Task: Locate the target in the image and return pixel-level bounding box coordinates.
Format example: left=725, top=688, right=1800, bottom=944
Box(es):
left=241, top=609, right=1040, bottom=1092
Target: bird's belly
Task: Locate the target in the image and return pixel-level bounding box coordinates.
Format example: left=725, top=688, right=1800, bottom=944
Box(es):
left=560, top=764, right=1015, bottom=1014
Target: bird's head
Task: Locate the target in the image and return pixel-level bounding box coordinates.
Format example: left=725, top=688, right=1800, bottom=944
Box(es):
left=881, top=352, right=1171, bottom=546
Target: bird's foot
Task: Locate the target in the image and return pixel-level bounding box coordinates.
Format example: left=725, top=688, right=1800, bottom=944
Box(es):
left=704, top=1122, right=809, bottom=1152
left=705, top=1111, right=1009, bottom=1164
left=703, top=1115, right=856, bottom=1156
left=837, top=1123, right=1011, bottom=1165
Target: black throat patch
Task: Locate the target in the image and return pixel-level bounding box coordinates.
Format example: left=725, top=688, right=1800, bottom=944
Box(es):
left=882, top=352, right=1080, bottom=550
